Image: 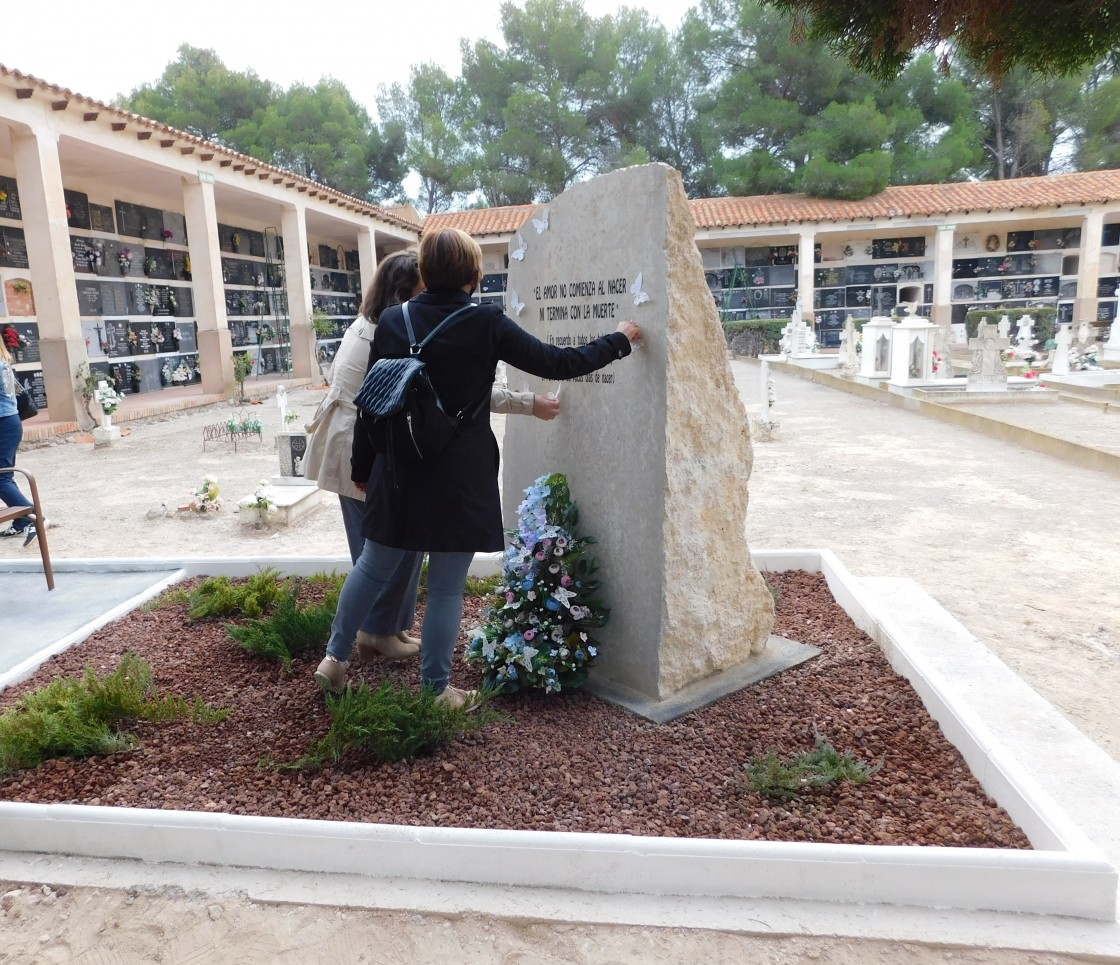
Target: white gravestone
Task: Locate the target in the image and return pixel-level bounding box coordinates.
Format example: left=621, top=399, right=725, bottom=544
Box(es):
left=888, top=314, right=935, bottom=385
left=750, top=356, right=780, bottom=441
left=92, top=380, right=121, bottom=447
left=1016, top=315, right=1034, bottom=351
left=275, top=384, right=288, bottom=426
left=503, top=163, right=792, bottom=715
left=997, top=315, right=1012, bottom=340
left=1104, top=318, right=1120, bottom=363
left=779, top=298, right=816, bottom=359
left=930, top=323, right=954, bottom=380
left=859, top=316, right=894, bottom=379
left=1051, top=323, right=1072, bottom=376
left=966, top=321, right=1010, bottom=391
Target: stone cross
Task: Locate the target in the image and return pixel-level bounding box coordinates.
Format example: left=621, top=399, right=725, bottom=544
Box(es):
left=1076, top=320, right=1092, bottom=346
left=276, top=384, right=288, bottom=425
left=997, top=315, right=1012, bottom=339
left=966, top=321, right=1010, bottom=391
left=1016, top=315, right=1034, bottom=350
left=503, top=163, right=791, bottom=716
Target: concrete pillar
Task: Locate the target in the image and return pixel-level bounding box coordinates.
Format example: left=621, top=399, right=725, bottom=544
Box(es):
left=10, top=127, right=86, bottom=423
left=181, top=178, right=233, bottom=396
left=1074, top=210, right=1105, bottom=325
left=356, top=226, right=377, bottom=302
left=931, top=224, right=955, bottom=326
left=797, top=228, right=815, bottom=314
left=281, top=205, right=315, bottom=381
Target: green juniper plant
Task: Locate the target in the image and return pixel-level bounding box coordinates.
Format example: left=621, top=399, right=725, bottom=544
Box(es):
left=742, top=736, right=882, bottom=800
left=280, top=678, right=502, bottom=769
left=187, top=568, right=286, bottom=620
left=228, top=580, right=342, bottom=667
left=0, top=653, right=228, bottom=775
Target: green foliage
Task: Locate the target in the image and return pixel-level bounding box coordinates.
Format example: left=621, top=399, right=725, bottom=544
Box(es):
left=464, top=573, right=502, bottom=597
left=741, top=737, right=882, bottom=800
left=187, top=569, right=286, bottom=620
left=723, top=319, right=787, bottom=356
left=231, top=351, right=254, bottom=399
left=140, top=587, right=190, bottom=611
left=227, top=581, right=341, bottom=667
left=310, top=310, right=335, bottom=338
left=965, top=307, right=1056, bottom=344
left=759, top=0, right=1119, bottom=84
left=0, top=653, right=228, bottom=775
left=283, top=679, right=501, bottom=768
left=1075, top=75, right=1120, bottom=171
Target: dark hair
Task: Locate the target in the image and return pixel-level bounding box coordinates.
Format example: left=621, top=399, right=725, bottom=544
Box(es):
left=418, top=227, right=482, bottom=293
left=359, top=249, right=420, bottom=322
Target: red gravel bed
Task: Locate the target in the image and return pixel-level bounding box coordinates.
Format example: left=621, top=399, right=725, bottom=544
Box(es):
left=0, top=571, right=1029, bottom=849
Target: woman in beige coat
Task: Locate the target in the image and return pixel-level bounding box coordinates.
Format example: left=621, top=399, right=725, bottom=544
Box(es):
left=303, top=249, right=557, bottom=661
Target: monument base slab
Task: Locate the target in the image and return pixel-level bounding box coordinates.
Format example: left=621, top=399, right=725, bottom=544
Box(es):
left=92, top=426, right=121, bottom=447
left=584, top=634, right=820, bottom=724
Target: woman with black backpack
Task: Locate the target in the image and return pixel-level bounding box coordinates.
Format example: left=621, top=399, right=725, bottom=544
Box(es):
left=314, top=227, right=641, bottom=708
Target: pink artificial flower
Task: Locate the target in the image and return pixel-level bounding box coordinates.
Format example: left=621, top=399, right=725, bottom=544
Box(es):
left=506, top=592, right=515, bottom=603
left=560, top=575, right=572, bottom=586
left=535, top=552, right=546, bottom=561
left=524, top=629, right=536, bottom=641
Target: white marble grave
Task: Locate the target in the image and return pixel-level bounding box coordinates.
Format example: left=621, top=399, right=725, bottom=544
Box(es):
left=1051, top=323, right=1072, bottom=376
left=502, top=163, right=790, bottom=716
left=859, top=316, right=894, bottom=379
left=888, top=315, right=935, bottom=386
left=966, top=321, right=1010, bottom=392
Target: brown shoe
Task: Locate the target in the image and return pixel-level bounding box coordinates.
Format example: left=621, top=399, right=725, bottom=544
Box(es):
left=434, top=686, right=481, bottom=713
left=314, top=655, right=349, bottom=694
left=396, top=630, right=421, bottom=648
left=355, top=631, right=420, bottom=662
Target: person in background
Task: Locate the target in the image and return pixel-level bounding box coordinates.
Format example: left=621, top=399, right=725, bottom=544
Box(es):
left=0, top=340, right=37, bottom=545
left=314, top=228, right=641, bottom=707
left=303, top=248, right=560, bottom=664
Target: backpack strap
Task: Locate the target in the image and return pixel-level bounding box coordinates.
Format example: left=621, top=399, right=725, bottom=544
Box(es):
left=403, top=302, right=477, bottom=357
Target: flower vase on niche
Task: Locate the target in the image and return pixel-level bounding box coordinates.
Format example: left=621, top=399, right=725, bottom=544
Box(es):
left=130, top=364, right=142, bottom=394
left=118, top=250, right=133, bottom=275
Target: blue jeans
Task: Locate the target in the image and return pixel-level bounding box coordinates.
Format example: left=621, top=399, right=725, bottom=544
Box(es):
left=0, top=413, right=32, bottom=532
left=338, top=494, right=422, bottom=635
left=326, top=539, right=473, bottom=692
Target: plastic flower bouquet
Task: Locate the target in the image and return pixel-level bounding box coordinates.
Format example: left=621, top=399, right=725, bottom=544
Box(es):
left=185, top=475, right=223, bottom=513
left=467, top=472, right=608, bottom=694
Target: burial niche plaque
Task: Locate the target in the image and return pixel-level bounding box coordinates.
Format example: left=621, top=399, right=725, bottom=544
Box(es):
left=503, top=163, right=792, bottom=719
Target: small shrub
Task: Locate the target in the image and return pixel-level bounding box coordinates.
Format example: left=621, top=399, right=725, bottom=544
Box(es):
left=464, top=573, right=501, bottom=597
left=228, top=581, right=341, bottom=666
left=282, top=679, right=502, bottom=769
left=722, top=319, right=786, bottom=357
left=141, top=587, right=190, bottom=611
left=965, top=306, right=1056, bottom=345
left=0, top=653, right=228, bottom=775
left=188, top=568, right=286, bottom=620
left=741, top=737, right=882, bottom=800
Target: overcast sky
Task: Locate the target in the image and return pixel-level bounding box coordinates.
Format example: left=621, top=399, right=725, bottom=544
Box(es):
left=4, top=0, right=697, bottom=119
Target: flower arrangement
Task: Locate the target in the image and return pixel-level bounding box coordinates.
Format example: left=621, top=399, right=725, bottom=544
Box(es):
left=0, top=190, right=7, bottom=203
left=143, top=255, right=158, bottom=276
left=226, top=414, right=263, bottom=434
left=150, top=326, right=164, bottom=347
left=2, top=325, right=27, bottom=349
left=1027, top=239, right=1042, bottom=250
left=183, top=476, right=223, bottom=513
left=118, top=248, right=132, bottom=273
left=93, top=382, right=121, bottom=416
left=161, top=229, right=174, bottom=240
left=467, top=473, right=608, bottom=694
left=931, top=349, right=942, bottom=373
left=128, top=330, right=139, bottom=349
left=11, top=281, right=29, bottom=294
left=171, top=362, right=192, bottom=383
left=130, top=363, right=142, bottom=384
left=245, top=481, right=275, bottom=514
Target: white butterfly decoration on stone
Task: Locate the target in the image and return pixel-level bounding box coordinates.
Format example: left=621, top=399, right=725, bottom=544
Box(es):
left=510, top=232, right=528, bottom=261
left=630, top=272, right=651, bottom=305
left=510, top=290, right=525, bottom=315
left=531, top=209, right=549, bottom=234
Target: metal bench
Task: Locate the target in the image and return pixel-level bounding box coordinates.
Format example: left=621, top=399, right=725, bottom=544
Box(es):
left=0, top=466, right=54, bottom=590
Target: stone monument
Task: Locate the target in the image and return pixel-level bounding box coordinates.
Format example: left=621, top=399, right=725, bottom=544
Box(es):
left=888, top=314, right=935, bottom=386
left=1104, top=318, right=1120, bottom=363
left=966, top=321, right=1010, bottom=391
left=276, top=384, right=288, bottom=426
left=92, top=380, right=121, bottom=447
left=503, top=163, right=805, bottom=720
left=779, top=298, right=815, bottom=358
left=859, top=316, right=894, bottom=379
left=930, top=323, right=954, bottom=380
left=750, top=357, right=780, bottom=441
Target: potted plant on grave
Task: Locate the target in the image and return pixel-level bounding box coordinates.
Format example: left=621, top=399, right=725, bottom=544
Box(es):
left=143, top=255, right=158, bottom=277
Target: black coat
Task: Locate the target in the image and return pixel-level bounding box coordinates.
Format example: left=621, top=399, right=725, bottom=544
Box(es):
left=353, top=289, right=631, bottom=552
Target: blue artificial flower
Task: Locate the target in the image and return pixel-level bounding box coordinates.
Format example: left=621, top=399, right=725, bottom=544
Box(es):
left=545, top=598, right=561, bottom=611
left=588, top=646, right=598, bottom=657
left=575, top=649, right=586, bottom=662
left=522, top=579, right=534, bottom=590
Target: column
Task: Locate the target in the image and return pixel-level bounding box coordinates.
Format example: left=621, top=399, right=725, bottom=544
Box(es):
left=1074, top=209, right=1105, bottom=325
left=10, top=127, right=86, bottom=423
left=356, top=225, right=377, bottom=301
left=931, top=224, right=955, bottom=327
left=181, top=177, right=233, bottom=396
left=281, top=205, right=315, bottom=380
left=797, top=228, right=815, bottom=317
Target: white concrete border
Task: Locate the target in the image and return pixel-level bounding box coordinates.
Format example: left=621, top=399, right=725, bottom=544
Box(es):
left=0, top=551, right=1115, bottom=922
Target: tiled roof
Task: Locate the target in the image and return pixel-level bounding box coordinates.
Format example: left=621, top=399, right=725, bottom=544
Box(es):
left=692, top=171, right=1120, bottom=228
left=0, top=65, right=420, bottom=234
left=423, top=205, right=539, bottom=237
left=422, top=170, right=1120, bottom=237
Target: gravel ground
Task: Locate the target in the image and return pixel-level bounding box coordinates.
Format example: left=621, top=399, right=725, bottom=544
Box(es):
left=0, top=571, right=1028, bottom=849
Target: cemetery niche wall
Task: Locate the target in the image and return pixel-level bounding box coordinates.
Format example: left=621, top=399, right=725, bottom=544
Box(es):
left=503, top=163, right=793, bottom=718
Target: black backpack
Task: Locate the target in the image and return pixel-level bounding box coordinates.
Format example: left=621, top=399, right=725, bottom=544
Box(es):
left=354, top=302, right=487, bottom=465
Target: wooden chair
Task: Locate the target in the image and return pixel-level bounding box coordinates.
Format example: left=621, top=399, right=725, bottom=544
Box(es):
left=0, top=466, right=54, bottom=590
